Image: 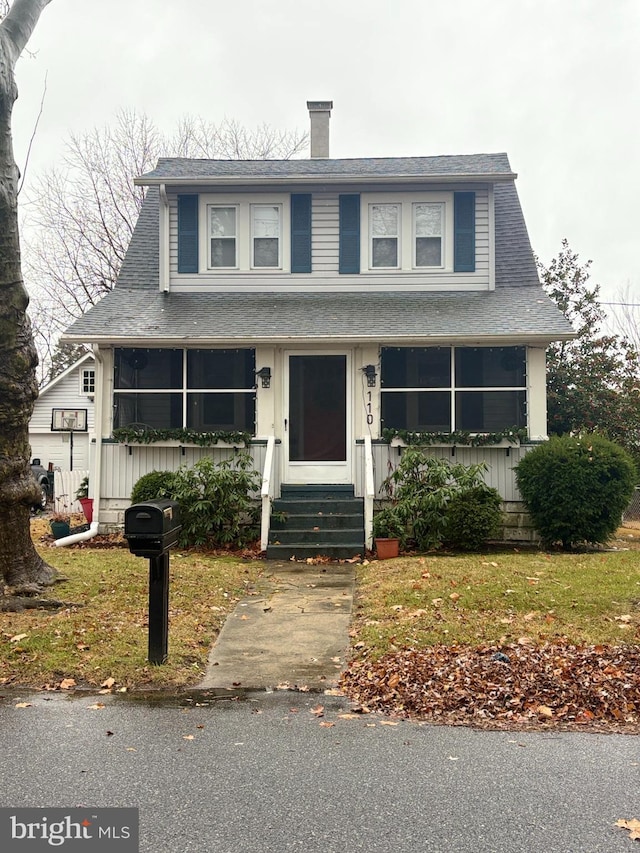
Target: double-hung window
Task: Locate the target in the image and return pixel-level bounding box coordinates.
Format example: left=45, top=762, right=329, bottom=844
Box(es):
left=370, top=203, right=400, bottom=268
left=414, top=203, right=443, bottom=267
left=251, top=204, right=282, bottom=268
left=113, top=348, right=256, bottom=433
left=381, top=346, right=526, bottom=433
left=209, top=206, right=237, bottom=268
left=365, top=194, right=453, bottom=271
left=196, top=195, right=287, bottom=272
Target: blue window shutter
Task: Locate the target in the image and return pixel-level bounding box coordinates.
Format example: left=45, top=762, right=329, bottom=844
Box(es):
left=454, top=192, right=475, bottom=272
left=177, top=195, right=199, bottom=274
left=290, top=193, right=312, bottom=273
left=339, top=194, right=360, bottom=274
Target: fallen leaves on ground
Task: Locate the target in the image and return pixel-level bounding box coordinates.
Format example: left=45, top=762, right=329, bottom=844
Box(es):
left=340, top=641, right=640, bottom=730
left=616, top=819, right=640, bottom=841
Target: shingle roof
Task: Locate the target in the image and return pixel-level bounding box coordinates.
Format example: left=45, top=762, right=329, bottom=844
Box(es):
left=62, top=153, right=573, bottom=344
left=63, top=287, right=573, bottom=344
left=138, top=153, right=515, bottom=183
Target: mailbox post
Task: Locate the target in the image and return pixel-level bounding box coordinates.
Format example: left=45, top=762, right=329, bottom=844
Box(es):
left=124, top=500, right=181, bottom=664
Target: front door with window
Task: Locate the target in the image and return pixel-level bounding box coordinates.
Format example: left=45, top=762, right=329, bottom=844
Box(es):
left=284, top=353, right=350, bottom=483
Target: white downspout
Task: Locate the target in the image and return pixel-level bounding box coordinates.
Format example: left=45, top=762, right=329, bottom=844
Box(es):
left=55, top=345, right=104, bottom=547
left=55, top=521, right=99, bottom=547
left=159, top=183, right=170, bottom=293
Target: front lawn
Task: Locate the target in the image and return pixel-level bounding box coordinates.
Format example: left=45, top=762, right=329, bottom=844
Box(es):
left=0, top=528, right=262, bottom=690
left=341, top=543, right=640, bottom=729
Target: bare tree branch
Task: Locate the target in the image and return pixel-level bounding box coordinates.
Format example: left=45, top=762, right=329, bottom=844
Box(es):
left=23, top=108, right=308, bottom=378
left=17, top=69, right=46, bottom=194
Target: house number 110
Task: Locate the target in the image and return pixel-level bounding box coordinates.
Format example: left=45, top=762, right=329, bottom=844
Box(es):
left=366, top=391, right=374, bottom=425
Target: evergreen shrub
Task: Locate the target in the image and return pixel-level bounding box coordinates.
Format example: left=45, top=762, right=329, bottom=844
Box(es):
left=382, top=448, right=495, bottom=551
left=130, top=470, right=177, bottom=504
left=130, top=454, right=260, bottom=549
left=443, top=485, right=503, bottom=551
left=515, top=434, right=635, bottom=548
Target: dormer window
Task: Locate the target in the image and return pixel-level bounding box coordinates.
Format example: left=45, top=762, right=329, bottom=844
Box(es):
left=370, top=204, right=400, bottom=268
left=364, top=193, right=453, bottom=272
left=414, top=203, right=443, bottom=267
left=251, top=204, right=282, bottom=268
left=194, top=195, right=289, bottom=273
left=209, top=206, right=237, bottom=268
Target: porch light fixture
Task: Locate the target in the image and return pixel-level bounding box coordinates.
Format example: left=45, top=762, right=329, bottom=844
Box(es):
left=362, top=364, right=377, bottom=387
left=255, top=367, right=271, bottom=388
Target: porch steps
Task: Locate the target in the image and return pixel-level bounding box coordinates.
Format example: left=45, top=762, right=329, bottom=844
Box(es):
left=266, top=484, right=365, bottom=560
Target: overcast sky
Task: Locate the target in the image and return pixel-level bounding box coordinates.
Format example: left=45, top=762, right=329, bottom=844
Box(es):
left=10, top=0, right=640, bottom=305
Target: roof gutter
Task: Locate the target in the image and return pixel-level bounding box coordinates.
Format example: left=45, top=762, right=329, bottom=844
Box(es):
left=61, top=332, right=576, bottom=347
left=134, top=172, right=518, bottom=188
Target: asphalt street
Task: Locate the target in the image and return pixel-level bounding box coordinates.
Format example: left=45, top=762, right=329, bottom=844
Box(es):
left=0, top=689, right=638, bottom=852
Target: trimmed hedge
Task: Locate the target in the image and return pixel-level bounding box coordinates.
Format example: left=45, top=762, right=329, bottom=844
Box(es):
left=515, top=434, right=635, bottom=548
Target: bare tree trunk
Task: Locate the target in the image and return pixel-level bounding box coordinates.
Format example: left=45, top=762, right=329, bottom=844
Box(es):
left=0, top=0, right=55, bottom=591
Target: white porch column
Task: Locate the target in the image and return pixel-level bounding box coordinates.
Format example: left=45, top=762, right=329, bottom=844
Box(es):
left=527, top=346, right=548, bottom=441
left=254, top=346, right=276, bottom=437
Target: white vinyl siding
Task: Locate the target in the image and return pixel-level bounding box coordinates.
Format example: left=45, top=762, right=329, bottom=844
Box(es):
left=311, top=193, right=339, bottom=273
left=168, top=185, right=491, bottom=291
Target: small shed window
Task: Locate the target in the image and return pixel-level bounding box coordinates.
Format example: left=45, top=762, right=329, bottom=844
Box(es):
left=81, top=368, right=95, bottom=395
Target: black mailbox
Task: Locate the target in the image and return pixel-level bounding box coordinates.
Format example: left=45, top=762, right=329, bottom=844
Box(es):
left=124, top=500, right=181, bottom=557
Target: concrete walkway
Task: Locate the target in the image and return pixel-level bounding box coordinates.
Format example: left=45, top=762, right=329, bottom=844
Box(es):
left=197, top=561, right=356, bottom=691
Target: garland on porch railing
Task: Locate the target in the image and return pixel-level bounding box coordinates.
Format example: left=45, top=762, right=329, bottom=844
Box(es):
left=381, top=427, right=529, bottom=447
left=112, top=427, right=251, bottom=447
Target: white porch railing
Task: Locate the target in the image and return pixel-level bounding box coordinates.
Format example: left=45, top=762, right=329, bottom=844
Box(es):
left=260, top=436, right=276, bottom=551
left=363, top=435, right=375, bottom=549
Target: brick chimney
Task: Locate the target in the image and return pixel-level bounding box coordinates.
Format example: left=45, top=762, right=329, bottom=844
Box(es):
left=307, top=100, right=333, bottom=159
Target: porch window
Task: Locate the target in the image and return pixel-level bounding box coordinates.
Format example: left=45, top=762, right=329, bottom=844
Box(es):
left=113, top=348, right=255, bottom=433
left=381, top=346, right=526, bottom=433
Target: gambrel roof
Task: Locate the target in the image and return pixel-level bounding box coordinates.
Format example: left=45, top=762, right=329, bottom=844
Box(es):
left=62, top=154, right=574, bottom=345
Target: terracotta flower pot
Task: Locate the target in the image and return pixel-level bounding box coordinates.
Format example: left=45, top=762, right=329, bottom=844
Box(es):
left=375, top=537, right=400, bottom=560
left=79, top=497, right=93, bottom=523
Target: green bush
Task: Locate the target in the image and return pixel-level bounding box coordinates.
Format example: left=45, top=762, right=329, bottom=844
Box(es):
left=130, top=470, right=177, bottom=504
left=515, top=434, right=636, bottom=548
left=382, top=447, right=492, bottom=551
left=372, top=506, right=406, bottom=546
left=443, top=485, right=503, bottom=551
left=130, top=455, right=260, bottom=549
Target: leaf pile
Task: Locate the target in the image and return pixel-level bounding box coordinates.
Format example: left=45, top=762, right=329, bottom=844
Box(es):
left=340, top=642, right=640, bottom=730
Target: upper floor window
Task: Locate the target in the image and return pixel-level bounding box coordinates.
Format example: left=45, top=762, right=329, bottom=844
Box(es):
left=251, top=204, right=282, bottom=268
left=80, top=368, right=95, bottom=395
left=209, top=206, right=237, bottom=268
left=364, top=193, right=453, bottom=272
left=370, top=204, right=400, bottom=268
left=414, top=203, right=443, bottom=267
left=196, top=194, right=289, bottom=273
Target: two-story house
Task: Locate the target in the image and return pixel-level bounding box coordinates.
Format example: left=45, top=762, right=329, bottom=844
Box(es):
left=61, top=101, right=573, bottom=556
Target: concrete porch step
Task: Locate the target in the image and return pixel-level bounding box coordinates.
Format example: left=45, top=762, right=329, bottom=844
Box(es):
left=267, top=483, right=365, bottom=560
